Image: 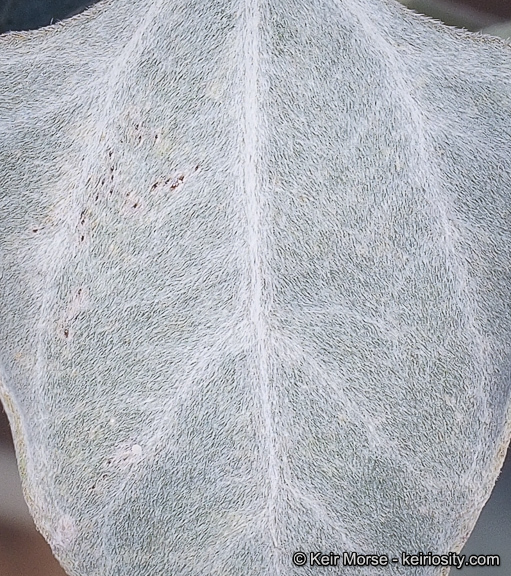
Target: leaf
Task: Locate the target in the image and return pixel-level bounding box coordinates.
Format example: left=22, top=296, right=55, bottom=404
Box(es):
left=0, top=1, right=510, bottom=574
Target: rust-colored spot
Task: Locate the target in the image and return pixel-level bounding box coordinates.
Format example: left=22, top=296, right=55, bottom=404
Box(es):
left=171, top=175, right=185, bottom=189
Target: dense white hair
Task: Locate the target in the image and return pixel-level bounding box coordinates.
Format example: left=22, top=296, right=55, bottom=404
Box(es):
left=0, top=1, right=510, bottom=574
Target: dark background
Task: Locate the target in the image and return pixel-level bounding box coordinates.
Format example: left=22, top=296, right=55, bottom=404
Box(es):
left=0, top=0, right=510, bottom=575
left=0, top=0, right=98, bottom=32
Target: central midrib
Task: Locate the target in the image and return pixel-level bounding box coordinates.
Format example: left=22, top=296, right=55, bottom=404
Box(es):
left=242, top=0, right=280, bottom=555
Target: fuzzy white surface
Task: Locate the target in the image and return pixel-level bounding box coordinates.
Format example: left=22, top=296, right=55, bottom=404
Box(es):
left=0, top=1, right=510, bottom=575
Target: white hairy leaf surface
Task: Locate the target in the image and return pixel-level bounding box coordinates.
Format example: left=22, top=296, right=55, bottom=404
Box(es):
left=0, top=1, right=510, bottom=574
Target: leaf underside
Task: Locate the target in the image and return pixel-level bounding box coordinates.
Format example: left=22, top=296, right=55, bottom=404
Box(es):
left=0, top=1, right=510, bottom=575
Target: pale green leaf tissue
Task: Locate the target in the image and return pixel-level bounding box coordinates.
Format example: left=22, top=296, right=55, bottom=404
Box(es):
left=0, top=0, right=510, bottom=574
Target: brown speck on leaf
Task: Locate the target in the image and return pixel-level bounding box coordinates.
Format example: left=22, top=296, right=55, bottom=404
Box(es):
left=64, top=328, right=69, bottom=338
left=171, top=175, right=185, bottom=189
left=164, top=174, right=185, bottom=190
